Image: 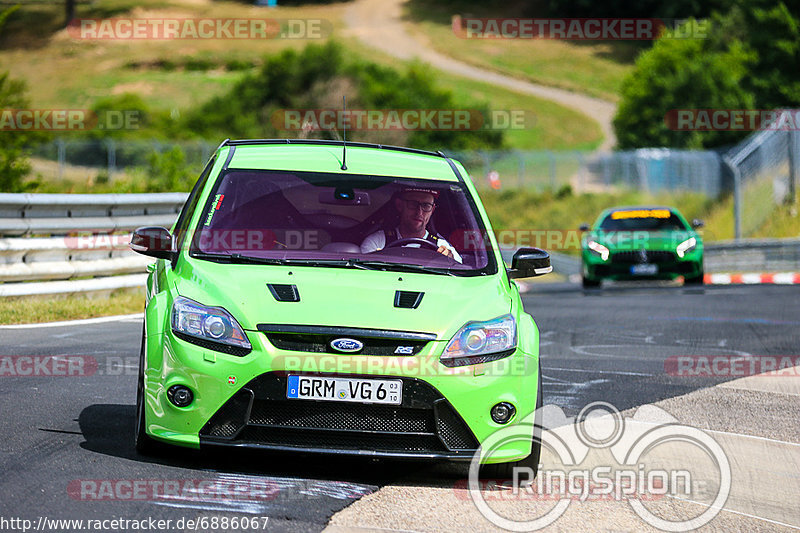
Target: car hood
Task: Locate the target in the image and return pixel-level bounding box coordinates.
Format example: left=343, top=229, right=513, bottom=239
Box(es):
left=589, top=230, right=697, bottom=251
left=172, top=260, right=512, bottom=340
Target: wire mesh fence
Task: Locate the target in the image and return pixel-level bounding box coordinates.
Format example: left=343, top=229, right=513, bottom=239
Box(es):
left=723, top=111, right=799, bottom=238
left=22, top=115, right=799, bottom=241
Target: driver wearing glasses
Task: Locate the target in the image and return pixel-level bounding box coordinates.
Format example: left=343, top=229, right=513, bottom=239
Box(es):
left=360, top=188, right=463, bottom=263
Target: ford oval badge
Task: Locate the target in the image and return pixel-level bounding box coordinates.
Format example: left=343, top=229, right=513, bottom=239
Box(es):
left=330, top=338, right=364, bottom=353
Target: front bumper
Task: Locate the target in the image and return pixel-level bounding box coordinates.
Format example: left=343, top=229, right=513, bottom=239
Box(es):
left=143, top=327, right=540, bottom=463
left=582, top=249, right=703, bottom=281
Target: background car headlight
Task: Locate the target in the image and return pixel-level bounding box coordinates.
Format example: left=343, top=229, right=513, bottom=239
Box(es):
left=441, top=314, right=516, bottom=367
left=171, top=296, right=251, bottom=353
left=587, top=240, right=610, bottom=261
left=676, top=237, right=697, bottom=258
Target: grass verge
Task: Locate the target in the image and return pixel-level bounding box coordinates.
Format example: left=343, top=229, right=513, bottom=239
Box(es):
left=403, top=0, right=640, bottom=102
left=0, top=287, right=144, bottom=325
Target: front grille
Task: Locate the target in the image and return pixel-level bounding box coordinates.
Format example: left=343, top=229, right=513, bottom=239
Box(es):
left=200, top=373, right=479, bottom=456
left=611, top=250, right=676, bottom=264
left=248, top=400, right=434, bottom=433
left=256, top=324, right=435, bottom=356
left=263, top=333, right=428, bottom=355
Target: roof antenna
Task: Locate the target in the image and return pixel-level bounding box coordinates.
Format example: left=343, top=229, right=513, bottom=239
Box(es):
left=341, top=95, right=347, bottom=171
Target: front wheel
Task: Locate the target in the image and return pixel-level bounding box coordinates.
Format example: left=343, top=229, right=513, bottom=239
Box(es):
left=135, top=328, right=160, bottom=455
left=684, top=271, right=704, bottom=285
left=582, top=276, right=601, bottom=288
left=480, top=366, right=543, bottom=479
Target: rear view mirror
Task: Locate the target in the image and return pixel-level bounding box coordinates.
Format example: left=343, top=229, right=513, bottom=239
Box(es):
left=579, top=223, right=590, bottom=231
left=692, top=218, right=704, bottom=228
left=130, top=226, right=175, bottom=260
left=508, top=247, right=552, bottom=279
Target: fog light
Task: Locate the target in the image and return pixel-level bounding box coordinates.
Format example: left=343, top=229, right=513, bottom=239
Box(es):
left=167, top=385, right=194, bottom=407
left=491, top=402, right=516, bottom=424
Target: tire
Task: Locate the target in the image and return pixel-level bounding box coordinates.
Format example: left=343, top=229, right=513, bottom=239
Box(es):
left=684, top=271, right=704, bottom=285
left=480, top=365, right=543, bottom=479
left=582, top=276, right=601, bottom=288
left=135, top=327, right=160, bottom=455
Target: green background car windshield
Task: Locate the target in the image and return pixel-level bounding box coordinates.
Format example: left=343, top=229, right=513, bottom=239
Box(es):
left=599, top=212, right=688, bottom=231
left=190, top=170, right=491, bottom=270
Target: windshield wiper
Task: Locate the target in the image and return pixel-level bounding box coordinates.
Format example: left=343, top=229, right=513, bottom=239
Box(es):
left=191, top=253, right=455, bottom=275
left=345, top=259, right=456, bottom=276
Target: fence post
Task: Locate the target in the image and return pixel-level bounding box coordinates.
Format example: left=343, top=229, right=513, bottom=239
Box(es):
left=106, top=138, right=116, bottom=177
left=57, top=138, right=65, bottom=181
left=723, top=156, right=742, bottom=240
left=789, top=129, right=798, bottom=203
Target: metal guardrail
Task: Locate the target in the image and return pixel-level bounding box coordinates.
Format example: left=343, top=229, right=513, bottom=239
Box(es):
left=705, top=238, right=800, bottom=273
left=0, top=193, right=797, bottom=296
left=0, top=193, right=187, bottom=296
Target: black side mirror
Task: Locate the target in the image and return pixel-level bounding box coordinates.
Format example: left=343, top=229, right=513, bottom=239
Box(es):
left=579, top=223, right=590, bottom=231
left=691, top=218, right=704, bottom=228
left=130, top=226, right=175, bottom=260
left=508, top=247, right=552, bottom=279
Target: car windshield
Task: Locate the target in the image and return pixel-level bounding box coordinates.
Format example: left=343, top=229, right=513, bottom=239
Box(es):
left=189, top=169, right=493, bottom=274
left=598, top=209, right=687, bottom=232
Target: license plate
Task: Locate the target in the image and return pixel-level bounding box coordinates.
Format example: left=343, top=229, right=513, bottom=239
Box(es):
left=286, top=375, right=402, bottom=405
left=631, top=263, right=658, bottom=275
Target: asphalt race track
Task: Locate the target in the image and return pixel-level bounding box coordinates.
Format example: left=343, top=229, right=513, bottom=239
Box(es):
left=1, top=283, right=798, bottom=532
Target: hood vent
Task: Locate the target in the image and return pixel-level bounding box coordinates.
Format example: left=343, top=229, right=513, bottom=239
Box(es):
left=394, top=290, right=423, bottom=309
left=267, top=284, right=300, bottom=302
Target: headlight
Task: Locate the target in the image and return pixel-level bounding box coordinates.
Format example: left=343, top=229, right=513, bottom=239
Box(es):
left=587, top=240, right=610, bottom=261
left=676, top=237, right=697, bottom=258
left=171, top=296, right=251, bottom=355
left=441, top=314, right=516, bottom=367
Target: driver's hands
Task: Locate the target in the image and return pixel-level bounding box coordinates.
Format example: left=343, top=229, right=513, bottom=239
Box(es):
left=437, top=245, right=453, bottom=258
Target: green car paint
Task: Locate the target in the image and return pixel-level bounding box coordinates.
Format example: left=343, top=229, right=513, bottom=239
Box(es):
left=580, top=206, right=704, bottom=288
left=133, top=140, right=550, bottom=467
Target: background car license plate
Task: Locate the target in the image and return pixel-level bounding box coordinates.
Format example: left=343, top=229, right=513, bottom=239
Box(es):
left=287, top=375, right=402, bottom=405
left=631, top=263, right=658, bottom=275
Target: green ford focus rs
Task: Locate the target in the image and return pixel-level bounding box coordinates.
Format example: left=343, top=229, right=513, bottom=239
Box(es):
left=130, top=139, right=550, bottom=475
left=580, top=206, right=704, bottom=288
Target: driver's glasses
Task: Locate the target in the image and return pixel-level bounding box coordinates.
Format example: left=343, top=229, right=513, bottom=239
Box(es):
left=402, top=199, right=435, bottom=212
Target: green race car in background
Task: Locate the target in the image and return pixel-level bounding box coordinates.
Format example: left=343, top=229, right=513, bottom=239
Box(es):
left=580, top=206, right=704, bottom=288
left=130, top=139, right=551, bottom=476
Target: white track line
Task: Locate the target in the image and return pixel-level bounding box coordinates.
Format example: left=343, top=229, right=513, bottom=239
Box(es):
left=543, top=366, right=653, bottom=376
left=0, top=313, right=143, bottom=329
left=667, top=495, right=800, bottom=530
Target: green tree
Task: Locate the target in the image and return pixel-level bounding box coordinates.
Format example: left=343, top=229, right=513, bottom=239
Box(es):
left=0, top=72, right=35, bottom=192
left=614, top=29, right=755, bottom=149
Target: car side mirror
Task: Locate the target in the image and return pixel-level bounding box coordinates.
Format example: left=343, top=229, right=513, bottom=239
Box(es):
left=130, top=226, right=175, bottom=260
left=691, top=218, right=704, bottom=228
left=508, top=247, right=552, bottom=279
left=579, top=223, right=590, bottom=231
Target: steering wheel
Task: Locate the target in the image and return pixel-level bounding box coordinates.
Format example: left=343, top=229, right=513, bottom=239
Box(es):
left=385, top=237, right=439, bottom=250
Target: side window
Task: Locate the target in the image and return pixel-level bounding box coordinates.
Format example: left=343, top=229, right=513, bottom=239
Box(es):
left=174, top=156, right=216, bottom=252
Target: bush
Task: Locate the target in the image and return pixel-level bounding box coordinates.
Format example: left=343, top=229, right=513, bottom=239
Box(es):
left=143, top=147, right=195, bottom=192
left=614, top=27, right=755, bottom=149
left=0, top=71, right=37, bottom=192
left=184, top=41, right=504, bottom=150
